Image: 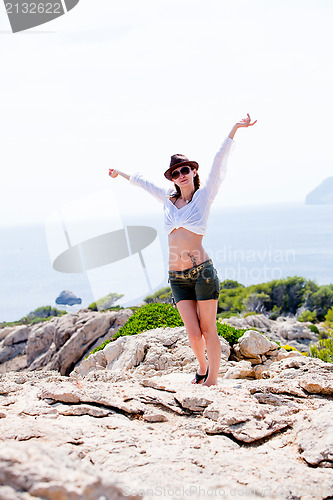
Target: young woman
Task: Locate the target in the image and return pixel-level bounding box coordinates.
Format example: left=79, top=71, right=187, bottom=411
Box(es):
left=109, top=114, right=257, bottom=386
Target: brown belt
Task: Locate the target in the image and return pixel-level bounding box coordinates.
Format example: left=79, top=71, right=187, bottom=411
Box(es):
left=168, top=259, right=213, bottom=279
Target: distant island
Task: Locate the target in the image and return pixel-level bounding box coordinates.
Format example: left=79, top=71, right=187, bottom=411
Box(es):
left=306, top=176, right=333, bottom=205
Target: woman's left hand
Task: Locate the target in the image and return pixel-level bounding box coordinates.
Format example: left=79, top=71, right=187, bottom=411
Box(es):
left=236, top=114, right=257, bottom=128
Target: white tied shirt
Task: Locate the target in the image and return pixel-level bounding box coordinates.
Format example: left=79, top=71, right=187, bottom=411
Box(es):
left=129, top=137, right=235, bottom=235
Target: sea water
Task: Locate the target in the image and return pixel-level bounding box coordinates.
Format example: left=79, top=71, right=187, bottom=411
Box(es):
left=0, top=202, right=332, bottom=322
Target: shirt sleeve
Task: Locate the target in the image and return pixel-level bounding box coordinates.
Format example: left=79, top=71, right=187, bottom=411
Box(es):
left=129, top=173, right=168, bottom=203
left=203, top=137, right=235, bottom=202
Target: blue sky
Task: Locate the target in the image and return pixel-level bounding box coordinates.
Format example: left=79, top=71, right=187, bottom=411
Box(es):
left=1, top=0, right=332, bottom=226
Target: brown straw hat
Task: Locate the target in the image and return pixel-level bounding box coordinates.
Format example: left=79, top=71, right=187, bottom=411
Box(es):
left=164, top=154, right=199, bottom=181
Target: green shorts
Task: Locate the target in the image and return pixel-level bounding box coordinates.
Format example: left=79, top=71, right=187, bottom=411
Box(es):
left=168, top=259, right=220, bottom=304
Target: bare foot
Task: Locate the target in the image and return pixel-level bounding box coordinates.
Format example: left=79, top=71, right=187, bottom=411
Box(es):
left=202, top=378, right=218, bottom=387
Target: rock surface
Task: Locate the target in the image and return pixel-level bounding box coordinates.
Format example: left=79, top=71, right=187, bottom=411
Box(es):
left=1, top=325, right=333, bottom=499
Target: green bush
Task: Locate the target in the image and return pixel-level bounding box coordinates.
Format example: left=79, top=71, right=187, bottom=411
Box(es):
left=298, top=310, right=317, bottom=323
left=325, top=307, right=333, bottom=326
left=269, top=305, right=282, bottom=320
left=113, top=303, right=183, bottom=339
left=216, top=311, right=239, bottom=320
left=243, top=311, right=258, bottom=318
left=216, top=321, right=247, bottom=345
left=308, top=324, right=319, bottom=334
left=88, top=293, right=124, bottom=311
left=310, top=329, right=333, bottom=363
left=309, top=285, right=333, bottom=320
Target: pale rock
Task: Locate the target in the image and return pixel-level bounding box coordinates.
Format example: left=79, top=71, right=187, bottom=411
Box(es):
left=223, top=360, right=254, bottom=379
left=0, top=326, right=16, bottom=342
left=2, top=326, right=30, bottom=347
left=203, top=388, right=293, bottom=443
left=143, top=412, right=168, bottom=422
left=72, top=349, right=107, bottom=377
left=276, top=348, right=289, bottom=360
left=55, top=403, right=112, bottom=418
left=253, top=364, right=271, bottom=379
left=26, top=321, right=57, bottom=364
left=299, top=375, right=333, bottom=395
left=296, top=403, right=333, bottom=467
left=175, top=392, right=214, bottom=412
left=104, top=335, right=148, bottom=371
left=0, top=441, right=140, bottom=499
left=46, top=313, right=114, bottom=375
left=238, top=330, right=275, bottom=357
left=0, top=343, right=26, bottom=365
left=275, top=321, right=316, bottom=341
left=243, top=314, right=272, bottom=330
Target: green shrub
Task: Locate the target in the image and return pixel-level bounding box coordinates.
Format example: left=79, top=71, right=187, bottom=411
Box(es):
left=298, top=310, right=317, bottom=323
left=216, top=321, right=247, bottom=345
left=325, top=307, right=333, bottom=326
left=308, top=324, right=319, bottom=334
left=269, top=305, right=281, bottom=320
left=243, top=311, right=258, bottom=318
left=216, top=311, right=239, bottom=320
left=113, top=303, right=183, bottom=339
left=310, top=329, right=333, bottom=363
left=220, top=280, right=244, bottom=290
left=88, top=293, right=124, bottom=311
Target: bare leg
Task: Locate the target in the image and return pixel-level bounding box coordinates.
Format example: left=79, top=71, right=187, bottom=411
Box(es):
left=197, top=299, right=220, bottom=386
left=176, top=300, right=208, bottom=382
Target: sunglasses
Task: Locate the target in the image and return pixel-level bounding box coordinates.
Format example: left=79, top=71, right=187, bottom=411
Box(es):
left=171, top=166, right=192, bottom=180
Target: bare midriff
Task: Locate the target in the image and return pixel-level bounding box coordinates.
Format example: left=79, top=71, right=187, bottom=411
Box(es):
left=168, top=227, right=210, bottom=271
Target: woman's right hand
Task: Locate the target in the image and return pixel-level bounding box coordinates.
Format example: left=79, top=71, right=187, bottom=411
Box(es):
left=109, top=169, right=118, bottom=178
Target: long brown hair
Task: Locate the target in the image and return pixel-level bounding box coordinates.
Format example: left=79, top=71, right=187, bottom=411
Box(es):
left=171, top=170, right=200, bottom=200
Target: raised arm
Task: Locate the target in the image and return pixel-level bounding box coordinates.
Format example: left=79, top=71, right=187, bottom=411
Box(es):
left=204, top=114, right=257, bottom=201
left=109, top=168, right=167, bottom=203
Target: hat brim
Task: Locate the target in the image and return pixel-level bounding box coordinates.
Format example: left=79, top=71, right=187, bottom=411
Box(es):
left=164, top=161, right=199, bottom=181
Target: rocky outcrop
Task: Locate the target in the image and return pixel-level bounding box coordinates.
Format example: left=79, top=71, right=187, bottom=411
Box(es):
left=305, top=176, right=333, bottom=205
left=1, top=332, right=333, bottom=499
left=0, top=309, right=132, bottom=375
left=222, top=314, right=320, bottom=352
left=55, top=289, right=82, bottom=306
